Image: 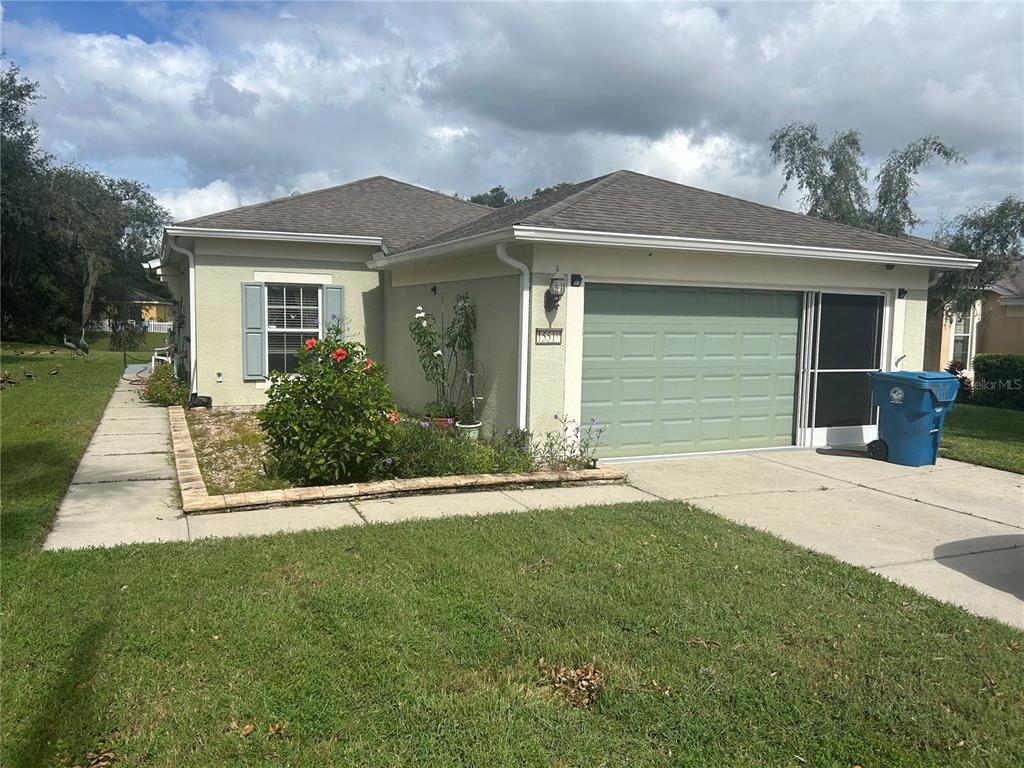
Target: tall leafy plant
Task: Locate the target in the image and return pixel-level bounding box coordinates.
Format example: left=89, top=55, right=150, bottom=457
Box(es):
left=408, top=293, right=478, bottom=419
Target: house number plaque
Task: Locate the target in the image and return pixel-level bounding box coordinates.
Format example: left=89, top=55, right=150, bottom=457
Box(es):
left=535, top=328, right=563, bottom=345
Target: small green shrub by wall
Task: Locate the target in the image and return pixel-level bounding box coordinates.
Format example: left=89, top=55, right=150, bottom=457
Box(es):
left=971, top=354, right=1024, bottom=410
left=139, top=363, right=189, bottom=407
left=258, top=324, right=397, bottom=484
left=377, top=421, right=534, bottom=479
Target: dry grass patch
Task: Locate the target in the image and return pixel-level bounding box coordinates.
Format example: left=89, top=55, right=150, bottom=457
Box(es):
left=186, top=407, right=290, bottom=495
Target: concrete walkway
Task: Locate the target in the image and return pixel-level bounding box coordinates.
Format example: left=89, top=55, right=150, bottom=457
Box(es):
left=46, top=374, right=1022, bottom=628
left=625, top=450, right=1023, bottom=628
left=45, top=369, right=186, bottom=549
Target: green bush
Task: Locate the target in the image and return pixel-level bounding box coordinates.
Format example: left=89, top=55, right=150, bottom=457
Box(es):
left=258, top=323, right=397, bottom=484
left=139, top=363, right=188, bottom=407
left=971, top=354, right=1024, bottom=410
left=377, top=420, right=535, bottom=479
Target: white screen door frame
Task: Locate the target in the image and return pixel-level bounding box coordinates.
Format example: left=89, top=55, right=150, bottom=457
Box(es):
left=797, top=290, right=891, bottom=448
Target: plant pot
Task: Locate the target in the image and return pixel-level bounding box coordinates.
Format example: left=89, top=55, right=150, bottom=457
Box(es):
left=555, top=462, right=568, bottom=472
left=455, top=421, right=481, bottom=441
left=431, top=417, right=455, bottom=430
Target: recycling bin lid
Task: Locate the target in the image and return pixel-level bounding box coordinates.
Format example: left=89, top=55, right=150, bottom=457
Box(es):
left=866, top=370, right=956, bottom=383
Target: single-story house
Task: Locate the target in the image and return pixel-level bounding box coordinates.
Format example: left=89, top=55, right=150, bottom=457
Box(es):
left=126, top=287, right=174, bottom=323
left=923, top=260, right=1024, bottom=372
left=146, top=170, right=976, bottom=459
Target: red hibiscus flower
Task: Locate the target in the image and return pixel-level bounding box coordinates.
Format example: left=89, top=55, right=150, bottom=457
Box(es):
left=363, top=358, right=374, bottom=372
left=304, top=338, right=317, bottom=350
left=331, top=347, right=348, bottom=363
left=387, top=410, right=399, bottom=424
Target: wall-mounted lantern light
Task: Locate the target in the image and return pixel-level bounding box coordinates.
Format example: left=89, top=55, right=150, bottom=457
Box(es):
left=545, top=268, right=567, bottom=312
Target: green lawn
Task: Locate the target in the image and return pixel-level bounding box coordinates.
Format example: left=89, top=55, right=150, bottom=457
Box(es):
left=941, top=403, right=1024, bottom=474
left=2, top=349, right=1022, bottom=767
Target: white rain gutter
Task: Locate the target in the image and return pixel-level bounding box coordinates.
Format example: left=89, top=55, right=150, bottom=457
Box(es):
left=496, top=243, right=530, bottom=429
left=369, top=225, right=979, bottom=271
left=165, top=226, right=382, bottom=247
left=167, top=237, right=198, bottom=395
left=512, top=226, right=980, bottom=270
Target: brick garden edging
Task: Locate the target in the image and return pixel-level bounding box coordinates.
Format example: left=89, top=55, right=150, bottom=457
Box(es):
left=168, top=406, right=628, bottom=514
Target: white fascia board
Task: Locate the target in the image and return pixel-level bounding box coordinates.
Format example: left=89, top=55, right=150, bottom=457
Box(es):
left=368, top=224, right=979, bottom=271
left=366, top=228, right=514, bottom=269
left=998, top=296, right=1024, bottom=306
left=164, top=226, right=382, bottom=247
left=512, top=226, right=980, bottom=270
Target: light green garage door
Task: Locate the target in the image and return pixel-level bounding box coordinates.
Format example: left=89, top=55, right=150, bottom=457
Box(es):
left=582, top=284, right=801, bottom=457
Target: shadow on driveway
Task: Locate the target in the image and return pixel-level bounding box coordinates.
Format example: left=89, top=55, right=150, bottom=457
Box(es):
left=934, top=535, right=1024, bottom=599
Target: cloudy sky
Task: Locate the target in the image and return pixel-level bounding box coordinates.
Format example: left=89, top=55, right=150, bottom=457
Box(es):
left=3, top=1, right=1022, bottom=233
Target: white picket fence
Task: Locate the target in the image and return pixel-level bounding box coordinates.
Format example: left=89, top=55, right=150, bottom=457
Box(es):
left=89, top=319, right=173, bottom=334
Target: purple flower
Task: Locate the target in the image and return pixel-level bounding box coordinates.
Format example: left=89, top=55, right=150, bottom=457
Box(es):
left=330, top=313, right=338, bottom=321
left=590, top=418, right=599, bottom=425
left=419, top=420, right=429, bottom=428
left=574, top=426, right=580, bottom=435
left=446, top=418, right=454, bottom=425
left=553, top=413, right=559, bottom=420
left=385, top=457, right=393, bottom=465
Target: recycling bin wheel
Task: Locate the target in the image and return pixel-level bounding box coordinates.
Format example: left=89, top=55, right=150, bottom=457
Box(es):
left=867, top=439, right=888, bottom=461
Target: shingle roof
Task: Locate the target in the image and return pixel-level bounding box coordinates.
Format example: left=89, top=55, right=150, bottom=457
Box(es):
left=396, top=169, right=967, bottom=259
left=176, top=176, right=491, bottom=253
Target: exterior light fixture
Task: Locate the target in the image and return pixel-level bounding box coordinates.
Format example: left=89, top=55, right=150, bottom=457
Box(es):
left=545, top=268, right=567, bottom=312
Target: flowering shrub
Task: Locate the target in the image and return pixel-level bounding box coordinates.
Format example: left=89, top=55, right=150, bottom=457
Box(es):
left=139, top=362, right=189, bottom=407
left=258, top=321, right=396, bottom=484
left=408, top=293, right=478, bottom=420
left=535, top=414, right=607, bottom=470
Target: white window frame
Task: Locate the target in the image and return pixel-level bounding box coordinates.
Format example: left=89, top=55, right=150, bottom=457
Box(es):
left=265, top=283, right=322, bottom=376
left=951, top=303, right=978, bottom=370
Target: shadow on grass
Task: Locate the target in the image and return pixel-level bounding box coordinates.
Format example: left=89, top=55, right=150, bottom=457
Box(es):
left=934, top=535, right=1024, bottom=599
left=0, top=439, right=80, bottom=555
left=11, top=618, right=112, bottom=768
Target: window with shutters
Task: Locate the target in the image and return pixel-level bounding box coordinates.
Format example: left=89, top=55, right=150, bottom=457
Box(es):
left=266, top=284, right=320, bottom=374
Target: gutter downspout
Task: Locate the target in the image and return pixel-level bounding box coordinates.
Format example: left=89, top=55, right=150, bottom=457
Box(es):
left=497, top=243, right=530, bottom=429
left=167, top=237, right=198, bottom=396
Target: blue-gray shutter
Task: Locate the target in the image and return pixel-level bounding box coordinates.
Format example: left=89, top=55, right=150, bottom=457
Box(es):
left=241, top=282, right=266, bottom=380
left=322, top=284, right=345, bottom=334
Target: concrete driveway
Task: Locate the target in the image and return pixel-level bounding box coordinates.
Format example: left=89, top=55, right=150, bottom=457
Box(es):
left=623, top=450, right=1023, bottom=629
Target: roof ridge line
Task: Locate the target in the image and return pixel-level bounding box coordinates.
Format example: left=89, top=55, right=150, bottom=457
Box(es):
left=523, top=171, right=626, bottom=225
left=626, top=170, right=964, bottom=257
left=176, top=175, right=487, bottom=226
left=176, top=175, right=388, bottom=225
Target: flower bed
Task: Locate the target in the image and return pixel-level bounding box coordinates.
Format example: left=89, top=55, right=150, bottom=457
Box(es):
left=170, top=406, right=627, bottom=514
left=173, top=315, right=623, bottom=513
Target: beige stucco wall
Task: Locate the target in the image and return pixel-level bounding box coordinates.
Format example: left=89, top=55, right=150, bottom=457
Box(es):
left=384, top=265, right=521, bottom=430
left=978, top=293, right=1024, bottom=355
left=526, top=242, right=933, bottom=433
left=192, top=237, right=382, bottom=406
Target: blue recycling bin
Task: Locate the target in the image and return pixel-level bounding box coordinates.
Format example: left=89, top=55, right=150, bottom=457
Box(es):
left=866, top=371, right=959, bottom=467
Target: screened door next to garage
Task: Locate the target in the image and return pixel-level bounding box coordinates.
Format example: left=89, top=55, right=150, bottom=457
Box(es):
left=581, top=284, right=802, bottom=458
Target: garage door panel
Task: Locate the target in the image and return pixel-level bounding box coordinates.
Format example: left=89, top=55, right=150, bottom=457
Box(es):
left=583, top=284, right=801, bottom=456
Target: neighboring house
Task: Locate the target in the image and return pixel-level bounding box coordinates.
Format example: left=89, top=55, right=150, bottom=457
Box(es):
left=126, top=287, right=174, bottom=323
left=145, top=170, right=975, bottom=458
left=923, top=261, right=1024, bottom=372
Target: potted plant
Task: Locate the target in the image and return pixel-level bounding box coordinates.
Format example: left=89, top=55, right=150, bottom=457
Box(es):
left=455, top=391, right=484, bottom=441
left=409, top=293, right=479, bottom=433
left=424, top=400, right=456, bottom=430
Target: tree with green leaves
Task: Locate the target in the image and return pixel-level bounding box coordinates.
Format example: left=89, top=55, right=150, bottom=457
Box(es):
left=0, top=59, right=171, bottom=342
left=931, top=197, right=1024, bottom=318
left=467, top=181, right=575, bottom=208
left=768, top=122, right=963, bottom=236
left=769, top=121, right=1021, bottom=314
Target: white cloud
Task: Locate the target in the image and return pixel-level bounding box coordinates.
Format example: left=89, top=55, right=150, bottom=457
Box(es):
left=156, top=180, right=246, bottom=221
left=2, top=1, right=1019, bottom=227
